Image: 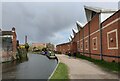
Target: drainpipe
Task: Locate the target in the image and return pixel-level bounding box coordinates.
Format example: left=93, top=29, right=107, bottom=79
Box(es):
left=79, top=30, right=80, bottom=54
left=82, top=28, right=84, bottom=55
left=70, top=41, right=72, bottom=54
left=99, top=13, right=103, bottom=60
left=88, top=22, right=91, bottom=58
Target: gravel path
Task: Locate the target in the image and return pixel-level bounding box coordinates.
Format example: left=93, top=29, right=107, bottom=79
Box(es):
left=56, top=54, right=119, bottom=79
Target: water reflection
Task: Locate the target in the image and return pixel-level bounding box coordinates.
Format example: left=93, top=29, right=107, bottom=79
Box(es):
left=2, top=53, right=57, bottom=80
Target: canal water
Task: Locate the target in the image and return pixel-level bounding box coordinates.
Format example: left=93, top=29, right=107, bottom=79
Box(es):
left=2, top=53, right=57, bottom=80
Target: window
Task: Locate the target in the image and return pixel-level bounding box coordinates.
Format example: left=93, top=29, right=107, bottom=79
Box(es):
left=68, top=45, right=70, bottom=50
left=85, top=40, right=88, bottom=50
left=92, top=37, right=97, bottom=50
left=91, top=11, right=96, bottom=18
left=107, top=29, right=118, bottom=49
left=80, top=42, right=83, bottom=50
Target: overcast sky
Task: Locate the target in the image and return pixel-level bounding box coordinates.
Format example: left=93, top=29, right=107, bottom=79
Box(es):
left=2, top=2, right=118, bottom=45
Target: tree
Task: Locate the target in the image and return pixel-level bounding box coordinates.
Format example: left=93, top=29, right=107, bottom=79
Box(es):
left=46, top=43, right=54, bottom=51
left=25, top=43, right=29, bottom=52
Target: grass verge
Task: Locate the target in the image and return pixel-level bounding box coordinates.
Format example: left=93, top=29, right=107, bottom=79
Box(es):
left=50, top=62, right=69, bottom=80
left=75, top=54, right=120, bottom=72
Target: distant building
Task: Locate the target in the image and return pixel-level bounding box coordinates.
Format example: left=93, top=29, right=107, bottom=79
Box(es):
left=0, top=27, right=17, bottom=62
left=31, top=43, right=55, bottom=51
left=32, top=43, right=47, bottom=50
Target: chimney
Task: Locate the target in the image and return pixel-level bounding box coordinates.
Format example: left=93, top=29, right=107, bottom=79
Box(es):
left=25, top=35, right=27, bottom=44
left=12, top=27, right=15, bottom=32
left=0, top=28, right=1, bottom=36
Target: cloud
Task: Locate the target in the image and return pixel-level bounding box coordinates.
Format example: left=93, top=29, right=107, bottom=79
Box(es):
left=2, top=2, right=118, bottom=44
left=2, top=2, right=82, bottom=44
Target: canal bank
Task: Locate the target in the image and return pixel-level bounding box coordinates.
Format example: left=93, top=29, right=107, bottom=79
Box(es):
left=56, top=54, right=118, bottom=79
left=2, top=53, right=57, bottom=80
left=48, top=55, right=60, bottom=80
left=49, top=54, right=69, bottom=80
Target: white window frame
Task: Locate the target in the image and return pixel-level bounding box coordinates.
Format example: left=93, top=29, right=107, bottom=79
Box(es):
left=85, top=40, right=88, bottom=50
left=68, top=44, right=70, bottom=50
left=1, top=35, right=13, bottom=39
left=92, top=37, right=98, bottom=50
left=107, top=29, right=118, bottom=49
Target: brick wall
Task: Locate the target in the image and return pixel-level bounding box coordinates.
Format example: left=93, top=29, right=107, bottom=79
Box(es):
left=56, top=10, right=120, bottom=63
left=102, top=10, right=120, bottom=62
left=79, top=29, right=84, bottom=54
left=12, top=28, right=17, bottom=59
left=83, top=22, right=90, bottom=57
left=118, top=10, right=120, bottom=63
left=89, top=14, right=101, bottom=60
left=56, top=42, right=70, bottom=54
left=71, top=32, right=79, bottom=54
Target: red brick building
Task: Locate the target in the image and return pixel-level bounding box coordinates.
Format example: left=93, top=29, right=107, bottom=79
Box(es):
left=1, top=27, right=17, bottom=62
left=56, top=42, right=70, bottom=54
left=101, top=10, right=120, bottom=62
left=71, top=29, right=78, bottom=54
left=56, top=6, right=120, bottom=63
left=32, top=43, right=47, bottom=48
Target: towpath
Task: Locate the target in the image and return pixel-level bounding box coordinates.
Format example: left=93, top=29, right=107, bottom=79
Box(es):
left=56, top=54, right=119, bottom=79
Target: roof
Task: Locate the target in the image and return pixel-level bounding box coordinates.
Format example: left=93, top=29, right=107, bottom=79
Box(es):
left=2, top=31, right=13, bottom=35
left=70, top=34, right=74, bottom=39
left=76, top=21, right=84, bottom=27
left=73, top=28, right=78, bottom=33
left=72, top=28, right=77, bottom=36
left=32, top=43, right=46, bottom=47
left=32, top=43, right=46, bottom=44
left=84, top=5, right=117, bottom=13
left=76, top=21, right=83, bottom=31
left=56, top=42, right=70, bottom=46
left=84, top=5, right=117, bottom=22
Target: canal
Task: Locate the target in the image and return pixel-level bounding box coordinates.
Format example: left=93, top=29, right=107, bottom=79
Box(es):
left=2, top=53, right=58, bottom=80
